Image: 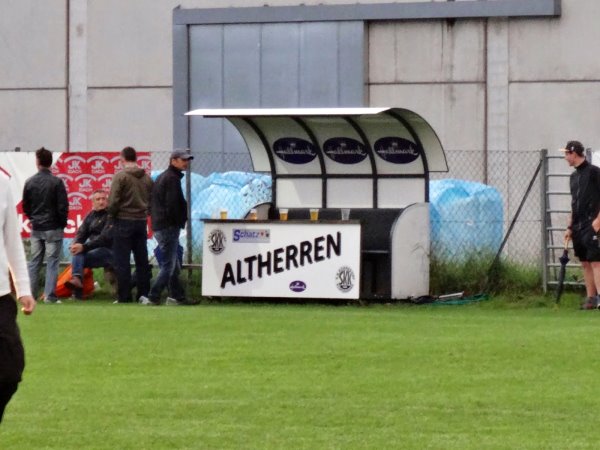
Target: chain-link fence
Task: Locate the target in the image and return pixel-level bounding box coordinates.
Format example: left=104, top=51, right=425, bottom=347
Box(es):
left=430, top=149, right=543, bottom=265
left=183, top=149, right=544, bottom=269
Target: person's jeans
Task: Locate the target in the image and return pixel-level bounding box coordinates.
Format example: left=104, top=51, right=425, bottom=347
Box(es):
left=148, top=227, right=185, bottom=302
left=112, top=219, right=151, bottom=302
left=70, top=247, right=114, bottom=298
left=71, top=247, right=113, bottom=278
left=28, top=229, right=64, bottom=300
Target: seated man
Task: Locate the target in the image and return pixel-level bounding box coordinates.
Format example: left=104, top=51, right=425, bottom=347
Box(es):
left=65, top=189, right=114, bottom=297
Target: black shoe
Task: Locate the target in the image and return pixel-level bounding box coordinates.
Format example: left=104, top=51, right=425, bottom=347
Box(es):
left=580, top=297, right=599, bottom=310
left=65, top=276, right=83, bottom=290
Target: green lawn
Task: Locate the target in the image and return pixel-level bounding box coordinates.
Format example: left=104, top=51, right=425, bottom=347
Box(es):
left=2, top=295, right=600, bottom=449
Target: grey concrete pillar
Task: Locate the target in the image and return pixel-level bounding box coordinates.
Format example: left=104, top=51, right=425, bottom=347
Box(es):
left=68, top=0, right=87, bottom=152
left=486, top=18, right=509, bottom=154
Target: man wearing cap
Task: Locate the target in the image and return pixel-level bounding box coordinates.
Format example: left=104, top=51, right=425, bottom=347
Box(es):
left=140, top=149, right=195, bottom=306
left=562, top=140, right=600, bottom=309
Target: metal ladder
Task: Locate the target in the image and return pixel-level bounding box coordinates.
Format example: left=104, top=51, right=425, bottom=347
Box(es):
left=541, top=149, right=584, bottom=293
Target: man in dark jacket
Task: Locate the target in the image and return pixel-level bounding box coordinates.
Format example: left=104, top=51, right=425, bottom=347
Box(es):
left=108, top=146, right=153, bottom=303
left=22, top=147, right=69, bottom=303
left=562, top=140, right=600, bottom=309
left=65, top=189, right=114, bottom=298
left=140, top=149, right=193, bottom=306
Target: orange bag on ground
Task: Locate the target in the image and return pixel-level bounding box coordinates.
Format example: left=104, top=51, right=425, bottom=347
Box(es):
left=55, top=265, right=95, bottom=298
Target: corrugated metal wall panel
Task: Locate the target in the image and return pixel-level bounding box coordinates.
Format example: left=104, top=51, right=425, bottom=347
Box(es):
left=186, top=21, right=364, bottom=173
left=261, top=24, right=301, bottom=107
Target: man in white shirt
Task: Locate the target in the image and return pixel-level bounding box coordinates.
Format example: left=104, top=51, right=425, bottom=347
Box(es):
left=0, top=174, right=35, bottom=423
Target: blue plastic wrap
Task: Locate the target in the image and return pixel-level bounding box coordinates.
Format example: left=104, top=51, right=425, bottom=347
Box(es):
left=429, top=179, right=503, bottom=261
left=162, top=171, right=272, bottom=257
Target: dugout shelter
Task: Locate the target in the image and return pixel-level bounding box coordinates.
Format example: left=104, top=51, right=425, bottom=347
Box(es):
left=187, top=107, right=448, bottom=299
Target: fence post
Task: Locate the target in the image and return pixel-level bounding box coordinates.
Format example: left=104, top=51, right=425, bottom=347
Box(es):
left=540, top=149, right=548, bottom=293
left=185, top=161, right=193, bottom=283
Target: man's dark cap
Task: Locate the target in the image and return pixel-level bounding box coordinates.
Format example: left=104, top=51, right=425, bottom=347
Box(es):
left=560, top=140, right=585, bottom=155
left=170, top=149, right=194, bottom=160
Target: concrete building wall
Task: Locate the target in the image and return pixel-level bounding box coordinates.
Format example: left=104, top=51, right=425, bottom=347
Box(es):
left=508, top=0, right=600, bottom=151
left=0, top=0, right=590, bottom=177
left=369, top=20, right=486, bottom=154
left=5, top=0, right=592, bottom=155
left=0, top=0, right=66, bottom=151
left=1, top=0, right=592, bottom=264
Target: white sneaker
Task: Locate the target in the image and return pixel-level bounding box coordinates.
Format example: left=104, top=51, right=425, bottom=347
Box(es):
left=43, top=298, right=62, bottom=304
left=166, top=297, right=199, bottom=306
left=139, top=296, right=157, bottom=306
left=165, top=297, right=181, bottom=306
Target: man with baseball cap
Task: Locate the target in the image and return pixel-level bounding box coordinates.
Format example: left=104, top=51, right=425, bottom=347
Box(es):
left=561, top=140, right=600, bottom=309
left=140, top=149, right=196, bottom=306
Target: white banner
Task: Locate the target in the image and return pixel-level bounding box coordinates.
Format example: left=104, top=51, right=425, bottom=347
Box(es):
left=202, top=221, right=361, bottom=299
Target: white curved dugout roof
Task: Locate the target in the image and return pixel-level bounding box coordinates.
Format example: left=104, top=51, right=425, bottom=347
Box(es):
left=185, top=107, right=448, bottom=208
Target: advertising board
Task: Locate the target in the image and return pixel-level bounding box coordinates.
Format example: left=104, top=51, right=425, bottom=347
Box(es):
left=202, top=221, right=361, bottom=299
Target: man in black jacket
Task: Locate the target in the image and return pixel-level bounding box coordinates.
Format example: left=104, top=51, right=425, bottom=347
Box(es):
left=65, top=189, right=114, bottom=298
left=562, top=140, right=600, bottom=309
left=22, top=147, right=69, bottom=303
left=140, top=149, right=193, bottom=306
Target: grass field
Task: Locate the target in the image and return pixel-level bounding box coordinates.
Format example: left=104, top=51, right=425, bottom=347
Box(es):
left=2, top=293, right=600, bottom=449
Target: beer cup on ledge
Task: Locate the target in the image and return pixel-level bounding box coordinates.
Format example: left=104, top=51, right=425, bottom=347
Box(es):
left=219, top=208, right=228, bottom=220
left=279, top=208, right=288, bottom=221
left=309, top=208, right=319, bottom=221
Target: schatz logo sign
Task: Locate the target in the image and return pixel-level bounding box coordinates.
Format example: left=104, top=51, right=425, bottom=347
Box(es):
left=233, top=228, right=270, bottom=243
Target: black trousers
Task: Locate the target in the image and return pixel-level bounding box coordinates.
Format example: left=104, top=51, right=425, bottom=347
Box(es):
left=0, top=382, right=19, bottom=422
left=112, top=218, right=151, bottom=302
left=0, top=294, right=25, bottom=423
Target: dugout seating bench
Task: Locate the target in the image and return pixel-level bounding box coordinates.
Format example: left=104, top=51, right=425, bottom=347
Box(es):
left=270, top=207, right=403, bottom=299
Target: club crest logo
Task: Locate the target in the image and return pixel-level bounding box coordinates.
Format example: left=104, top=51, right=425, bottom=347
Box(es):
left=336, top=266, right=355, bottom=293
left=208, top=229, right=227, bottom=254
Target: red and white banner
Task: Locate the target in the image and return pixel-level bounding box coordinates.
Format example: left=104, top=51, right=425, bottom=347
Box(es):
left=0, top=152, right=151, bottom=238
